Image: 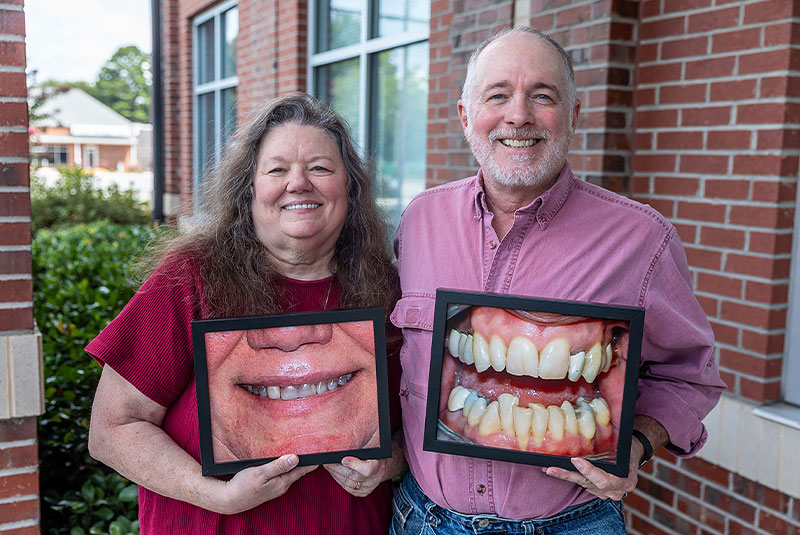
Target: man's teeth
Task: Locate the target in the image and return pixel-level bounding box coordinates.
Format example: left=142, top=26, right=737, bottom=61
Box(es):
left=500, top=138, right=539, bottom=148
left=241, top=373, right=353, bottom=400
left=283, top=203, right=320, bottom=210
left=448, top=330, right=612, bottom=383
left=447, top=386, right=611, bottom=445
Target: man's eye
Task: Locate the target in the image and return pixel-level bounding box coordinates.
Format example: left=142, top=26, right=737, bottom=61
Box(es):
left=489, top=94, right=506, bottom=101
left=534, top=94, right=554, bottom=102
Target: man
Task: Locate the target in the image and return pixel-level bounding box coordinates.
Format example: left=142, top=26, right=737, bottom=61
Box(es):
left=390, top=26, right=725, bottom=533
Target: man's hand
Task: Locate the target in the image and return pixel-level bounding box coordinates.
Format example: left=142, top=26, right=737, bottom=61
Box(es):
left=542, top=437, right=644, bottom=501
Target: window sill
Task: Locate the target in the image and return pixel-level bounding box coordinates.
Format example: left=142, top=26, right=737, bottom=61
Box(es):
left=753, top=402, right=800, bottom=432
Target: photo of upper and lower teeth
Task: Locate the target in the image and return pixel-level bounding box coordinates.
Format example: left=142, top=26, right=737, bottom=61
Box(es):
left=438, top=305, right=630, bottom=459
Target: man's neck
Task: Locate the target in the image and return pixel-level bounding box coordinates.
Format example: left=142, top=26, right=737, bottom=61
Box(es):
left=482, top=173, right=558, bottom=240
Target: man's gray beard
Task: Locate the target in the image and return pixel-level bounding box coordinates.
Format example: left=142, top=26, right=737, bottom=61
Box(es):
left=465, top=124, right=571, bottom=189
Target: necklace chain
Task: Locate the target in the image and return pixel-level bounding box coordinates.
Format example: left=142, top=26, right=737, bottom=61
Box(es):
left=322, top=276, right=333, bottom=310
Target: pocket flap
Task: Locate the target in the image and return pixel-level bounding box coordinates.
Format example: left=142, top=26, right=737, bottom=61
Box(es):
left=390, top=295, right=436, bottom=330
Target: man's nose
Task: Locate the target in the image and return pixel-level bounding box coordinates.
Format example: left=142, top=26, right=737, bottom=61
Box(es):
left=246, top=324, right=333, bottom=351
left=505, top=95, right=534, bottom=127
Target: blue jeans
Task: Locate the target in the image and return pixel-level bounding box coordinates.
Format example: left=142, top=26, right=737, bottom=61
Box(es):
left=390, top=473, right=626, bottom=535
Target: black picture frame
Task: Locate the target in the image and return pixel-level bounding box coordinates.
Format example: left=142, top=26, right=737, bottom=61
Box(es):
left=192, top=308, right=391, bottom=476
left=423, top=289, right=644, bottom=477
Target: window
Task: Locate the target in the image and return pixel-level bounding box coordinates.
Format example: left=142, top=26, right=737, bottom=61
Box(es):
left=194, top=1, right=238, bottom=192
left=310, top=0, right=429, bottom=227
left=32, top=145, right=68, bottom=167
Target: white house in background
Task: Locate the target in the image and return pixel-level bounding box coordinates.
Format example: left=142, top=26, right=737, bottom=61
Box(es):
left=30, top=88, right=152, bottom=171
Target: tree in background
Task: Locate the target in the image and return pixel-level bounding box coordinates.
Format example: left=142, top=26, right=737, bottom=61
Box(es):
left=91, top=45, right=152, bottom=123
left=29, top=45, right=152, bottom=124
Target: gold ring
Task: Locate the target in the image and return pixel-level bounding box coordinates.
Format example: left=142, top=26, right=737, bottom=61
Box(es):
left=355, top=481, right=361, bottom=490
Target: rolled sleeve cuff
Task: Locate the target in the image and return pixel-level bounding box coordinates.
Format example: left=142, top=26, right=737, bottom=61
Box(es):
left=636, top=380, right=709, bottom=457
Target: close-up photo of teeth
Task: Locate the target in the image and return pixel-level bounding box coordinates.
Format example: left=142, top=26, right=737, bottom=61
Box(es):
left=437, top=305, right=630, bottom=459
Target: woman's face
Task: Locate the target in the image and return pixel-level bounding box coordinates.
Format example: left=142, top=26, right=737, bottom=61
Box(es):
left=251, top=122, right=349, bottom=258
left=205, top=320, right=379, bottom=461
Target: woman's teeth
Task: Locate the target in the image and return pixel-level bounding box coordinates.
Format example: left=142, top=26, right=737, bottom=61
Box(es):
left=241, top=373, right=353, bottom=400
left=448, top=329, right=614, bottom=383
left=284, top=203, right=320, bottom=210
left=447, top=385, right=611, bottom=448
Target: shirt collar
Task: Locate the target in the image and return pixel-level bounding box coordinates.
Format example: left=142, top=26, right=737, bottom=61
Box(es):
left=473, top=163, right=575, bottom=230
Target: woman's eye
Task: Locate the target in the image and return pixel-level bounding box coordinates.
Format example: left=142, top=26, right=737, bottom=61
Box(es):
left=269, top=167, right=285, bottom=174
left=311, top=166, right=330, bottom=172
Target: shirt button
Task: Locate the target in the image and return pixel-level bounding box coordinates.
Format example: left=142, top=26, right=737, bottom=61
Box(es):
left=476, top=484, right=486, bottom=494
left=478, top=519, right=490, bottom=528
left=488, top=240, right=497, bottom=249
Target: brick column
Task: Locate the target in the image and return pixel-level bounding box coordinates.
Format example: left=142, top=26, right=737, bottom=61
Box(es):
left=0, top=1, right=44, bottom=533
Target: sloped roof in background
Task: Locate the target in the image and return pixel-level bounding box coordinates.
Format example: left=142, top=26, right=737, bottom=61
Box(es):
left=36, top=88, right=132, bottom=128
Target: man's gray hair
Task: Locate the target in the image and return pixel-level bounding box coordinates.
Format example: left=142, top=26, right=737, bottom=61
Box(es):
left=460, top=26, right=577, bottom=115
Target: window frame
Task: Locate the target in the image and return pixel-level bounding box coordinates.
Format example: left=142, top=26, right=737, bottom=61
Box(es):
left=307, top=0, right=429, bottom=154
left=192, top=0, right=239, bottom=202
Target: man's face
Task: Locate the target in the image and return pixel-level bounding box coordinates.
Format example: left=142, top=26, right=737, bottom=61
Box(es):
left=459, top=33, right=580, bottom=190
left=205, top=320, right=380, bottom=462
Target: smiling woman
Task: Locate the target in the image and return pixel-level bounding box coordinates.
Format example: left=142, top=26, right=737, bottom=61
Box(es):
left=84, top=93, right=405, bottom=534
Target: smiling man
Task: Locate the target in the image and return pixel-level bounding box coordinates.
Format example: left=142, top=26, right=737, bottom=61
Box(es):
left=390, top=27, right=725, bottom=534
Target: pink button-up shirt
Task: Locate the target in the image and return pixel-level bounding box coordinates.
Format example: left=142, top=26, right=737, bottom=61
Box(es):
left=391, top=165, right=725, bottom=519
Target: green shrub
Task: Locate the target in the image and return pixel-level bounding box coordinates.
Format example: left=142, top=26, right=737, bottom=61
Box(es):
left=31, top=167, right=151, bottom=233
left=34, top=221, right=164, bottom=534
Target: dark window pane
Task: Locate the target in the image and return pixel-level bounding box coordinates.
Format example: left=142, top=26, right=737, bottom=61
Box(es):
left=315, top=58, right=361, bottom=143
left=197, top=92, right=216, bottom=180
left=197, top=19, right=215, bottom=84
left=316, top=0, right=361, bottom=53
left=372, top=42, right=428, bottom=227
left=375, top=0, right=428, bottom=37
left=221, top=7, right=238, bottom=78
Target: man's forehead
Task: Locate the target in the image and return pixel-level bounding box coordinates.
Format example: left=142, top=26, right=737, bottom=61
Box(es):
left=474, top=33, right=564, bottom=88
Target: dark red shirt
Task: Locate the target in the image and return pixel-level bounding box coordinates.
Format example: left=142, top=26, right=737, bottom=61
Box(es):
left=86, top=258, right=400, bottom=534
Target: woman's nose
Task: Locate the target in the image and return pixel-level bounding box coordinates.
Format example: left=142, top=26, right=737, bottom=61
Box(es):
left=246, top=324, right=333, bottom=351
left=286, top=168, right=314, bottom=192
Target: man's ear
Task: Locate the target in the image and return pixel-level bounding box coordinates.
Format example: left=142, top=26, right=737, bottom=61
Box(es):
left=457, top=100, right=469, bottom=130
left=571, top=99, right=581, bottom=133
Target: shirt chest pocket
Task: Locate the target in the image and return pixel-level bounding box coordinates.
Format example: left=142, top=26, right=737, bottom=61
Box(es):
left=390, top=296, right=436, bottom=397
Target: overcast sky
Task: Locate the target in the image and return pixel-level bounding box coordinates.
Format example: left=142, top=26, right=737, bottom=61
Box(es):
left=25, top=0, right=152, bottom=84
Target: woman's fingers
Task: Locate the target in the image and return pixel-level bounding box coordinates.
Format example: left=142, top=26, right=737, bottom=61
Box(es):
left=222, top=455, right=317, bottom=514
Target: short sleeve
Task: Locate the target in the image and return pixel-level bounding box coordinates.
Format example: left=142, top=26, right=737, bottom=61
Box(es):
left=85, top=256, right=202, bottom=407
left=636, top=232, right=727, bottom=456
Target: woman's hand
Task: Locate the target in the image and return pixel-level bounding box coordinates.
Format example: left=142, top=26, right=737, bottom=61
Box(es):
left=323, top=433, right=407, bottom=497
left=218, top=455, right=318, bottom=514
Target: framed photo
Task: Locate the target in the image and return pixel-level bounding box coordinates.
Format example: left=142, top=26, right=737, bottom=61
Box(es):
left=192, top=308, right=392, bottom=476
left=424, top=290, right=644, bottom=477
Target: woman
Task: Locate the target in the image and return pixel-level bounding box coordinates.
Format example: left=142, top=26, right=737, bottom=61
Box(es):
left=87, top=93, right=405, bottom=533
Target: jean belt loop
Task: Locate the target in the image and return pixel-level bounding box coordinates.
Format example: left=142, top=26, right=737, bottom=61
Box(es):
left=425, top=501, right=442, bottom=526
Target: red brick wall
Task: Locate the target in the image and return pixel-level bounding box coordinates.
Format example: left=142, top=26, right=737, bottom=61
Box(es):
left=630, top=0, right=798, bottom=405
left=0, top=1, right=40, bottom=532
left=163, top=0, right=308, bottom=214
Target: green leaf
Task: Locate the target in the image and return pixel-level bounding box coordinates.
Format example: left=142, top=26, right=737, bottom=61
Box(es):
left=95, top=506, right=115, bottom=521
left=118, top=484, right=138, bottom=502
